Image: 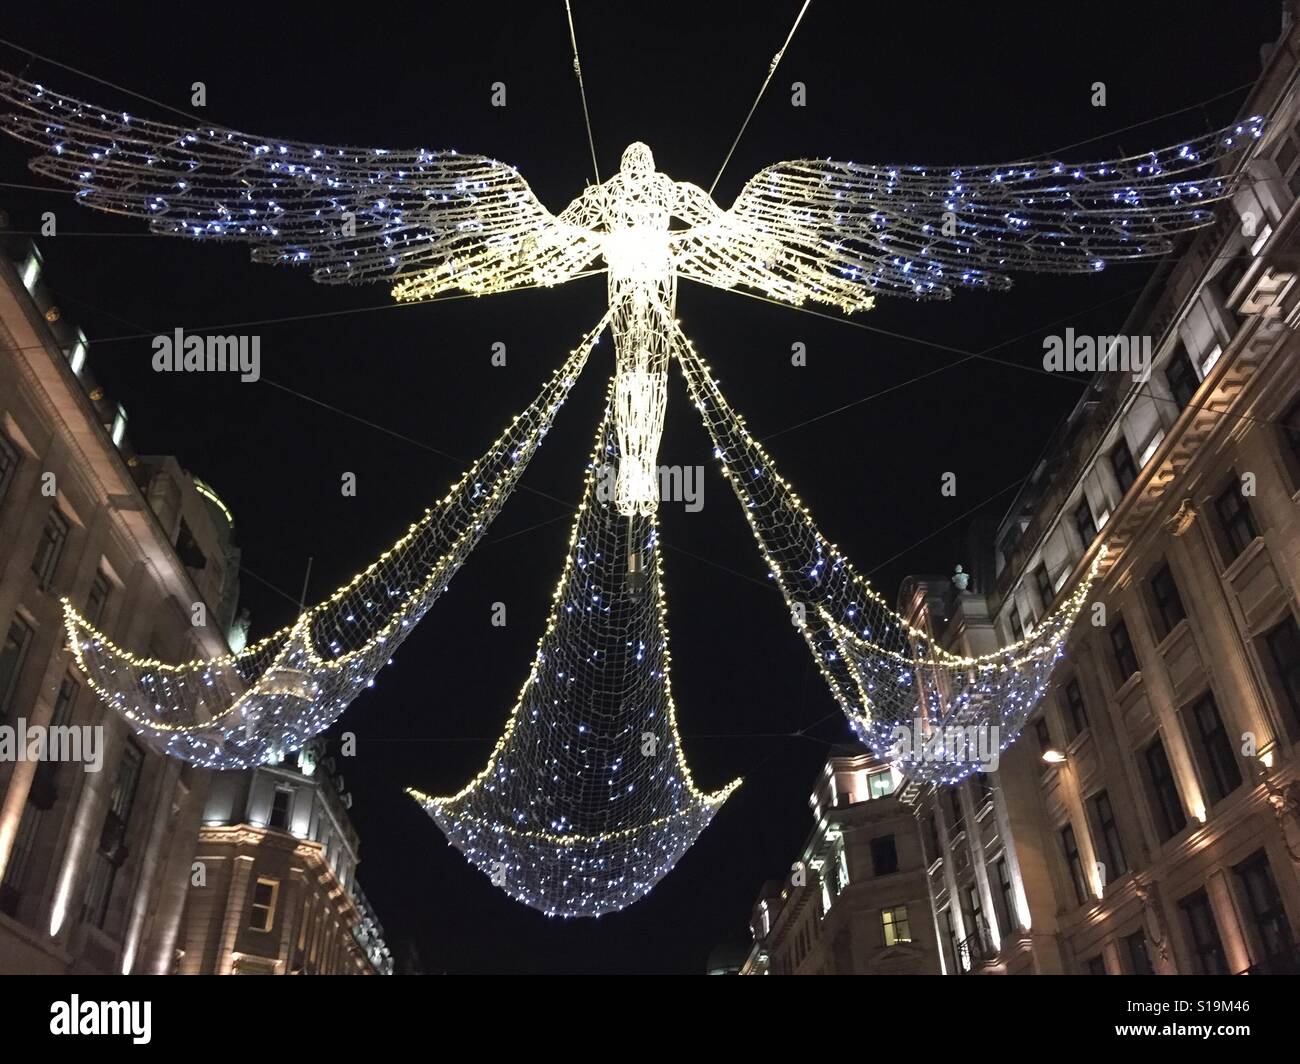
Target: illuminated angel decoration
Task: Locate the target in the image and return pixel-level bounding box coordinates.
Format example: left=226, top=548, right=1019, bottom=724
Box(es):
left=0, top=69, right=1266, bottom=912
left=1, top=72, right=1262, bottom=517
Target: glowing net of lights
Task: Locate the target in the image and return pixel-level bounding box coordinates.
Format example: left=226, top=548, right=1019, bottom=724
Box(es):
left=65, top=323, right=604, bottom=769
left=673, top=324, right=1103, bottom=785
left=677, top=119, right=1264, bottom=305
left=410, top=401, right=739, bottom=917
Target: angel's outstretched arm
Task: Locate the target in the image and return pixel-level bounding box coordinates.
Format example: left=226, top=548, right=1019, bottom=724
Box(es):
left=556, top=186, right=607, bottom=230
left=672, top=181, right=728, bottom=228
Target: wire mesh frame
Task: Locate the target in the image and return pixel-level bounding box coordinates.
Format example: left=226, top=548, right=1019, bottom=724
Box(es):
left=410, top=387, right=739, bottom=918
left=64, top=318, right=609, bottom=769
left=669, top=317, right=1104, bottom=785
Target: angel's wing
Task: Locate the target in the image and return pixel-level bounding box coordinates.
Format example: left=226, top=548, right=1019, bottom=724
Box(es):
left=676, top=118, right=1265, bottom=310
left=0, top=73, right=599, bottom=297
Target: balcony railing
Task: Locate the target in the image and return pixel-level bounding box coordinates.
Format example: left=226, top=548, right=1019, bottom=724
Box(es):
left=957, top=930, right=993, bottom=973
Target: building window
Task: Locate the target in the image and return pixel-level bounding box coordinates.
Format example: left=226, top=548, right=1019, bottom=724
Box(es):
left=1165, top=345, right=1199, bottom=410
left=1009, top=607, right=1024, bottom=643
left=1063, top=678, right=1089, bottom=738
left=31, top=509, right=71, bottom=589
left=1187, top=691, right=1242, bottom=804
left=1233, top=851, right=1297, bottom=974
left=1060, top=823, right=1089, bottom=905
left=1089, top=789, right=1128, bottom=879
left=962, top=885, right=988, bottom=954
left=881, top=905, right=912, bottom=946
left=1126, top=930, right=1154, bottom=975
left=972, top=770, right=993, bottom=808
left=85, top=570, right=112, bottom=628
left=918, top=815, right=937, bottom=865
left=867, top=769, right=895, bottom=799
left=1034, top=716, right=1053, bottom=756
left=871, top=835, right=898, bottom=876
left=994, top=856, right=1016, bottom=935
left=1214, top=480, right=1259, bottom=561
left=174, top=518, right=208, bottom=571
left=0, top=616, right=35, bottom=722
left=1084, top=954, right=1107, bottom=975
left=1110, top=619, right=1139, bottom=683
left=1034, top=563, right=1054, bottom=610
left=942, top=908, right=960, bottom=971
left=1282, top=395, right=1300, bottom=479
left=0, top=432, right=19, bottom=508
left=1143, top=736, right=1187, bottom=841
left=1216, top=256, right=1246, bottom=305
left=269, top=787, right=292, bottom=831
left=81, top=742, right=144, bottom=929
left=1263, top=616, right=1300, bottom=733
left=0, top=674, right=81, bottom=915
left=1179, top=889, right=1229, bottom=975
left=1148, top=563, right=1187, bottom=640
left=0, top=803, right=40, bottom=916
left=1276, top=114, right=1300, bottom=189
left=249, top=877, right=279, bottom=932
left=946, top=787, right=964, bottom=835
left=1110, top=439, right=1138, bottom=495
left=1073, top=498, right=1098, bottom=547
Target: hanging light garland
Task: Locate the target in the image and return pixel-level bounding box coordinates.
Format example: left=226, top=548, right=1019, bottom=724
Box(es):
left=64, top=321, right=606, bottom=769
left=410, top=393, right=739, bottom=917
left=671, top=316, right=1106, bottom=785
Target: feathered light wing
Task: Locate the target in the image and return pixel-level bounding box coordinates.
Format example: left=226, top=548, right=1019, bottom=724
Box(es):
left=0, top=72, right=598, bottom=296
left=677, top=118, right=1264, bottom=310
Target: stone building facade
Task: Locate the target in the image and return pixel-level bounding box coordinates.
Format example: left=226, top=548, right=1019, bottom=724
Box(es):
left=177, top=742, right=391, bottom=975
left=741, top=747, right=941, bottom=975
left=903, top=15, right=1300, bottom=976
left=0, top=236, right=240, bottom=973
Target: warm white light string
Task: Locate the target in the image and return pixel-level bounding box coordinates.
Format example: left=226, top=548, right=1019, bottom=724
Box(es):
left=671, top=317, right=1104, bottom=785
left=410, top=394, right=739, bottom=917
left=65, top=320, right=607, bottom=769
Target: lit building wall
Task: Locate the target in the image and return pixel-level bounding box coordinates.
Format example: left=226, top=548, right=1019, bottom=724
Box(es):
left=903, top=16, right=1300, bottom=976
left=176, top=743, right=392, bottom=975
left=0, top=236, right=238, bottom=974
left=740, top=747, right=940, bottom=975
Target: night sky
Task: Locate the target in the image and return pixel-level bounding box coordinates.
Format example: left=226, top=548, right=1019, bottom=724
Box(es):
left=0, top=2, right=1281, bottom=972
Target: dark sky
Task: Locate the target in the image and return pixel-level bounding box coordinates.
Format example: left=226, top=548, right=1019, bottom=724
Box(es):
left=0, top=1, right=1282, bottom=972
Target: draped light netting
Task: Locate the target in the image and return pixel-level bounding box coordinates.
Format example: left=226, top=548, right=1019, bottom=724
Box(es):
left=64, top=321, right=607, bottom=769
left=672, top=322, right=1104, bottom=785
left=410, top=400, right=739, bottom=917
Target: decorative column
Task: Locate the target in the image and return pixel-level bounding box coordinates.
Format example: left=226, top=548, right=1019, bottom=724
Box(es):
left=216, top=853, right=255, bottom=975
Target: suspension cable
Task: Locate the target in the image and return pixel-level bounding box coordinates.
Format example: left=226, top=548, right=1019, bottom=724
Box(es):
left=708, top=1, right=811, bottom=196
left=564, top=0, right=601, bottom=184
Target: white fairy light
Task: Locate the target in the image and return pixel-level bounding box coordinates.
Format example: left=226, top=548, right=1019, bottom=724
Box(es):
left=410, top=394, right=738, bottom=917
left=63, top=321, right=606, bottom=770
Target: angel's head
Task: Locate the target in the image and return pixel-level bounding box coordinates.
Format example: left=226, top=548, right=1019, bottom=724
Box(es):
left=619, top=142, right=655, bottom=180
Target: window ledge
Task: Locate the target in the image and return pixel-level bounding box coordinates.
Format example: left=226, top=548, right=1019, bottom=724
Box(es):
left=1154, top=616, right=1192, bottom=656
left=1113, top=670, right=1143, bottom=701
left=1219, top=535, right=1267, bottom=584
